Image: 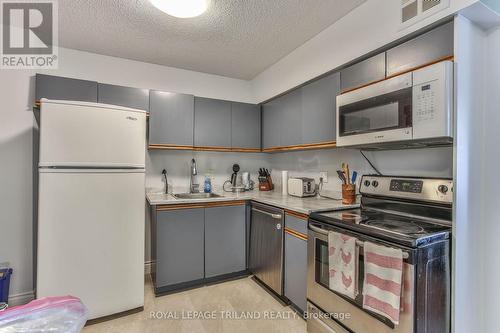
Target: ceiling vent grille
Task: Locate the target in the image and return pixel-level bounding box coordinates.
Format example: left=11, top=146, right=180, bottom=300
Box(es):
left=400, top=0, right=449, bottom=29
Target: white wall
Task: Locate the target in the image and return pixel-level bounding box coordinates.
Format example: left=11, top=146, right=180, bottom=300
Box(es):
left=478, top=21, right=500, bottom=333
left=0, top=47, right=257, bottom=305
left=251, top=0, right=477, bottom=103
left=268, top=148, right=453, bottom=198
left=452, top=16, right=486, bottom=333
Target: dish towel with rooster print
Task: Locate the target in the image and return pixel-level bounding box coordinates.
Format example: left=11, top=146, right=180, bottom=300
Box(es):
left=362, top=241, right=404, bottom=325
left=328, top=231, right=357, bottom=299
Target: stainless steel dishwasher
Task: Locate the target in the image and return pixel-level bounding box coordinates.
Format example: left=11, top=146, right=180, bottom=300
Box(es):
left=249, top=202, right=284, bottom=296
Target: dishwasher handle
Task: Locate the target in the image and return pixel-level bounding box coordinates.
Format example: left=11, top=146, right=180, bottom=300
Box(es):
left=251, top=207, right=282, bottom=220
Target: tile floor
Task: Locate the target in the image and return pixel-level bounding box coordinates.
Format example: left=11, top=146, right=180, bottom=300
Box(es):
left=83, top=276, right=307, bottom=333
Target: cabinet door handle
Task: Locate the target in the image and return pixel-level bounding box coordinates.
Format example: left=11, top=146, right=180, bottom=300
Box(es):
left=252, top=207, right=282, bottom=219
left=276, top=223, right=282, bottom=230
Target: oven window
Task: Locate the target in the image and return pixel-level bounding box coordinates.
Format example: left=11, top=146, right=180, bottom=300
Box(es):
left=315, top=238, right=364, bottom=303
left=339, top=87, right=412, bottom=137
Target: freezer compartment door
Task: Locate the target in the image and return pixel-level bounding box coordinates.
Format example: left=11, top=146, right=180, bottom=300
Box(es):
left=36, top=170, right=145, bottom=319
left=39, top=100, right=146, bottom=168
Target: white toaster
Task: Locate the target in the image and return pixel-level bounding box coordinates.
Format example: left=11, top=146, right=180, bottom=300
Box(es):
left=288, top=177, right=316, bottom=197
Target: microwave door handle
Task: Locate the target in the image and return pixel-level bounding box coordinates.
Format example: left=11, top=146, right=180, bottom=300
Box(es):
left=310, top=223, right=410, bottom=259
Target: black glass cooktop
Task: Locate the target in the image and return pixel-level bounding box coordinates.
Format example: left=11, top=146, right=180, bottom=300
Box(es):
left=310, top=208, right=451, bottom=247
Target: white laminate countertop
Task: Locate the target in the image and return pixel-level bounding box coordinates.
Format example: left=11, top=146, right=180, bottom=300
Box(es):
left=146, top=190, right=359, bottom=215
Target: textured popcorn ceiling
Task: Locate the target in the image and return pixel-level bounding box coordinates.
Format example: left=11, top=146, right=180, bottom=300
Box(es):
left=58, top=0, right=366, bottom=79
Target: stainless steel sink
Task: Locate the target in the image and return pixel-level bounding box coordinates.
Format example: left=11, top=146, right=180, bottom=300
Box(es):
left=173, top=193, right=223, bottom=200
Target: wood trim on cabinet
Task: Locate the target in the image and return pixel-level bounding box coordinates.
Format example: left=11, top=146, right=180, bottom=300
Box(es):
left=156, top=200, right=247, bottom=211
left=285, top=210, right=309, bottom=221
left=149, top=145, right=262, bottom=153
left=148, top=144, right=194, bottom=151
left=193, top=146, right=233, bottom=152
left=262, top=141, right=336, bottom=153
left=284, top=227, right=308, bottom=241
left=341, top=56, right=454, bottom=94
left=229, top=147, right=262, bottom=153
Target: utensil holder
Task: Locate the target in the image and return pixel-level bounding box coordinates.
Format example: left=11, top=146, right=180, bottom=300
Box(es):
left=342, top=184, right=356, bottom=204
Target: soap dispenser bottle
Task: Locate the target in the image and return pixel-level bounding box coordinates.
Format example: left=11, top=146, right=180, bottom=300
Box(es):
left=204, top=176, right=212, bottom=193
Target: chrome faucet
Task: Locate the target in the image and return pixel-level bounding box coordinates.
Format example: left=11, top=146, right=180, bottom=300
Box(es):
left=189, top=159, right=199, bottom=193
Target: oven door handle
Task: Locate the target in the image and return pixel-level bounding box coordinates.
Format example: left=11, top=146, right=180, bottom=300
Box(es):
left=309, top=222, right=410, bottom=259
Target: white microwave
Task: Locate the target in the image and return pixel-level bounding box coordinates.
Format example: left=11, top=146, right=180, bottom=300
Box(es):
left=336, top=61, right=453, bottom=149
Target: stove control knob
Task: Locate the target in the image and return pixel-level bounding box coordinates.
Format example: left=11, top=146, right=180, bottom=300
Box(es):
left=438, top=185, right=449, bottom=194
left=364, top=180, right=371, bottom=187
left=372, top=180, right=379, bottom=188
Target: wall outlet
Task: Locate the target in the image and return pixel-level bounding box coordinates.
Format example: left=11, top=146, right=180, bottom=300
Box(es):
left=320, top=171, right=328, bottom=183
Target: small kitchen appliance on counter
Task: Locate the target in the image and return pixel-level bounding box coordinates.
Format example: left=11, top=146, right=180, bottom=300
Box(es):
left=224, top=164, right=254, bottom=192
left=288, top=177, right=316, bottom=197
left=307, top=175, right=453, bottom=333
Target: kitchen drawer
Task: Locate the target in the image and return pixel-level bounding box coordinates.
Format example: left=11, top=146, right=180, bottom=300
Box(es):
left=285, top=213, right=307, bottom=235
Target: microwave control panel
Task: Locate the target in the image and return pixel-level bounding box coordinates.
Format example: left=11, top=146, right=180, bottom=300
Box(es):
left=414, top=81, right=437, bottom=122
left=412, top=60, right=453, bottom=140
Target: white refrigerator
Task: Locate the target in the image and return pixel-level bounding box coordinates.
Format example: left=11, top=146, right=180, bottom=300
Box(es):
left=36, top=99, right=146, bottom=320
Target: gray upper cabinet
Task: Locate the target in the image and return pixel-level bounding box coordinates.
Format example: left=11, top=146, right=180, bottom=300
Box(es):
left=262, top=98, right=282, bottom=149
left=386, top=21, right=454, bottom=77
left=205, top=205, right=246, bottom=278
left=301, top=72, right=340, bottom=144
left=280, top=89, right=302, bottom=147
left=97, top=83, right=149, bottom=111
left=231, top=102, right=261, bottom=150
left=194, top=97, right=232, bottom=148
left=35, top=74, right=97, bottom=103
left=262, top=90, right=302, bottom=149
left=340, top=53, right=386, bottom=92
left=149, top=90, right=194, bottom=147
left=156, top=208, right=205, bottom=288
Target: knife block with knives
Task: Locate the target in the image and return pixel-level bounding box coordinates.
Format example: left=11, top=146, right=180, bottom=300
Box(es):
left=258, top=168, right=274, bottom=191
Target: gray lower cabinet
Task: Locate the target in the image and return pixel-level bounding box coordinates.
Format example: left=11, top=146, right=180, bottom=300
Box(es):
left=301, top=72, right=340, bottom=144
left=149, top=90, right=194, bottom=147
left=284, top=214, right=307, bottom=313
left=35, top=74, right=97, bottom=103
left=156, top=208, right=205, bottom=289
left=97, top=83, right=149, bottom=111
left=231, top=102, right=261, bottom=150
left=205, top=205, right=246, bottom=278
left=194, top=97, right=231, bottom=148
left=340, top=53, right=386, bottom=92
left=386, top=21, right=453, bottom=77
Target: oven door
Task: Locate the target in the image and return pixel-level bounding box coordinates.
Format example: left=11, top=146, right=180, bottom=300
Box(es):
left=307, top=220, right=415, bottom=333
left=336, top=73, right=413, bottom=147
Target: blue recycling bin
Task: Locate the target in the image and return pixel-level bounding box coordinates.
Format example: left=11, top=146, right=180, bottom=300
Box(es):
left=0, top=268, right=13, bottom=303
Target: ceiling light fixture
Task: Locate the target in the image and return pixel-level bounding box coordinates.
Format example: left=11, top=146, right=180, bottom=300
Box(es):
left=149, top=0, right=209, bottom=18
